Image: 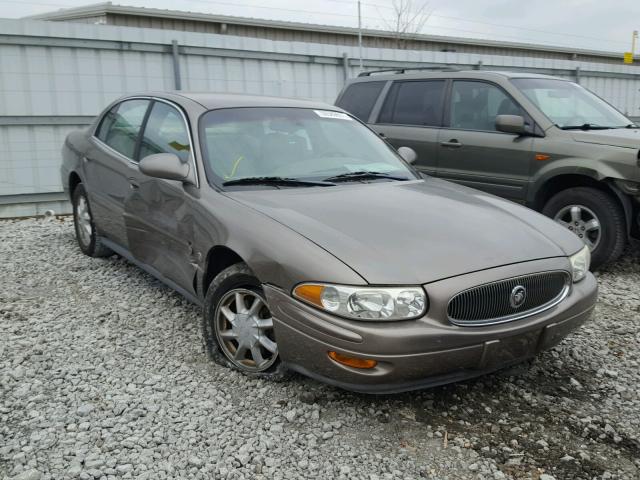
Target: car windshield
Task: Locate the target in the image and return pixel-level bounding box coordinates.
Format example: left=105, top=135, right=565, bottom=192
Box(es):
left=511, top=78, right=632, bottom=129
left=199, top=107, right=416, bottom=187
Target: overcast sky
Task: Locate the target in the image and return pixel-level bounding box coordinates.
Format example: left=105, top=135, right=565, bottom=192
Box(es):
left=1, top=0, right=638, bottom=53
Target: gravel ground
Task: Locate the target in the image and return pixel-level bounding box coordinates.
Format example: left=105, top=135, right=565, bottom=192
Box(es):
left=1, top=217, right=639, bottom=480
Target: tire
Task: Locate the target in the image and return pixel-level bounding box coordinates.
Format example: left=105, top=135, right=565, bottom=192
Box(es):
left=542, top=187, right=626, bottom=270
left=202, top=263, right=288, bottom=380
left=72, top=183, right=113, bottom=258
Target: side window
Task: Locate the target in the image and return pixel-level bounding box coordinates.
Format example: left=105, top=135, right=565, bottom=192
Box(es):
left=139, top=102, right=191, bottom=163
left=378, top=80, right=445, bottom=126
left=96, top=99, right=149, bottom=159
left=450, top=81, right=522, bottom=131
left=335, top=81, right=385, bottom=122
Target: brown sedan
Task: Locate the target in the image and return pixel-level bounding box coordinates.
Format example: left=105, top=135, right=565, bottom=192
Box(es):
left=61, top=92, right=597, bottom=393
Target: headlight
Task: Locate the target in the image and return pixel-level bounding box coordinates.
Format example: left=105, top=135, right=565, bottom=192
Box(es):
left=569, top=245, right=590, bottom=282
left=293, top=283, right=427, bottom=320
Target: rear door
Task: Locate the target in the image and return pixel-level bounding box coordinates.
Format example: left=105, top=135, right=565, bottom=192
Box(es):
left=370, top=79, right=446, bottom=175
left=85, top=99, right=151, bottom=248
left=124, top=99, right=199, bottom=294
left=437, top=80, right=533, bottom=202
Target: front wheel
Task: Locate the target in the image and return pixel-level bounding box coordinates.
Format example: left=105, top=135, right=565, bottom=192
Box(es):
left=542, top=187, right=626, bottom=270
left=202, top=263, right=287, bottom=380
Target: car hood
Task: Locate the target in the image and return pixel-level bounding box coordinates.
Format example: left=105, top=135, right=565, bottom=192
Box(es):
left=571, top=127, right=640, bottom=149
left=228, top=179, right=582, bottom=284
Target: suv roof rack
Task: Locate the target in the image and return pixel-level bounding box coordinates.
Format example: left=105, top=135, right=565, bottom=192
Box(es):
left=358, top=66, right=464, bottom=77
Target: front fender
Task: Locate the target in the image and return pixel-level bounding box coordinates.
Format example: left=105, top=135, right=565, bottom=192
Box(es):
left=192, top=191, right=367, bottom=296
left=527, top=158, right=625, bottom=206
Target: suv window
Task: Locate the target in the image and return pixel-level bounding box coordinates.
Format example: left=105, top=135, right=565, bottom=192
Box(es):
left=96, top=99, right=150, bottom=159
left=139, top=102, right=191, bottom=163
left=450, top=81, right=522, bottom=131
left=378, top=80, right=445, bottom=126
left=336, top=81, right=385, bottom=122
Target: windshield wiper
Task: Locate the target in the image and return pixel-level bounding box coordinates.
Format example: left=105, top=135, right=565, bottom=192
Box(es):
left=560, top=123, right=613, bottom=130
left=222, top=176, right=335, bottom=187
left=323, top=171, right=410, bottom=183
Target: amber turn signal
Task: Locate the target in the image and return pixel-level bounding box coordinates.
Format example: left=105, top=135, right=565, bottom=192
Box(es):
left=293, top=284, right=325, bottom=307
left=328, top=351, right=378, bottom=369
left=535, top=153, right=550, bottom=161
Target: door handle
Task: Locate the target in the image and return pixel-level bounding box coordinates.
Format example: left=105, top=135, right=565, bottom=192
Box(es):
left=440, top=139, right=462, bottom=148
left=378, top=132, right=387, bottom=139
left=129, top=179, right=140, bottom=189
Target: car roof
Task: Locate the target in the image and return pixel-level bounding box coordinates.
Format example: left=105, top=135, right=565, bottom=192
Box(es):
left=350, top=70, right=565, bottom=82
left=130, top=91, right=343, bottom=111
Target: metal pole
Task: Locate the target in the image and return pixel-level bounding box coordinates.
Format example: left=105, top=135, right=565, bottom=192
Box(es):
left=342, top=52, right=350, bottom=82
left=171, top=39, right=182, bottom=90
left=633, top=30, right=638, bottom=57
left=357, top=0, right=363, bottom=71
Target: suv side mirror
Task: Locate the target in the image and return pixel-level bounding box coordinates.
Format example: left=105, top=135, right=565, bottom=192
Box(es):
left=398, top=146, right=417, bottom=164
left=495, top=115, right=526, bottom=135
left=139, top=153, right=192, bottom=183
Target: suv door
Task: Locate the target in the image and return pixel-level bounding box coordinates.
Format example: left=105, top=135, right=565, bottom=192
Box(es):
left=371, top=79, right=446, bottom=175
left=438, top=80, right=533, bottom=202
left=124, top=100, right=199, bottom=294
left=87, top=99, right=151, bottom=247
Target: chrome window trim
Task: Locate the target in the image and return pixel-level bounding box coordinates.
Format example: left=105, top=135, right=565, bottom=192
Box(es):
left=91, top=95, right=200, bottom=188
left=447, top=270, right=572, bottom=327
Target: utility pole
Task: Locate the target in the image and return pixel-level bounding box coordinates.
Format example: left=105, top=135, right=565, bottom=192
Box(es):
left=626, top=30, right=638, bottom=64
left=358, top=0, right=363, bottom=71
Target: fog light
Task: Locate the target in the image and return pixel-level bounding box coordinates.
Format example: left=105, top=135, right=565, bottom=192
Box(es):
left=328, top=351, right=378, bottom=369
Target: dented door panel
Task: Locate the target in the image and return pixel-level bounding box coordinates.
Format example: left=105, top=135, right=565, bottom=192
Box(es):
left=124, top=176, right=198, bottom=294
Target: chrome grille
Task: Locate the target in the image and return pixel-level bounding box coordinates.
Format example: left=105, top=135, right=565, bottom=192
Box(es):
left=447, top=271, right=571, bottom=326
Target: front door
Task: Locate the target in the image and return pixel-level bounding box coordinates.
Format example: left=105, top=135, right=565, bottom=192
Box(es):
left=437, top=80, right=533, bottom=202
left=84, top=99, right=151, bottom=248
left=124, top=100, right=199, bottom=294
left=370, top=79, right=446, bottom=176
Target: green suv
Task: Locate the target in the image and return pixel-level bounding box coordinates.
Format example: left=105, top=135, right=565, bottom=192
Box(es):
left=336, top=70, right=640, bottom=269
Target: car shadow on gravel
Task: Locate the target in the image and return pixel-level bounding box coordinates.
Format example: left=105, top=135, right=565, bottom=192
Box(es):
left=292, top=353, right=639, bottom=480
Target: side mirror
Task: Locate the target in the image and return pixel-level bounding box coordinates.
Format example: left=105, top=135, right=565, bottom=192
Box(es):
left=397, top=146, right=417, bottom=164
left=139, top=153, right=191, bottom=182
left=495, top=115, right=526, bottom=135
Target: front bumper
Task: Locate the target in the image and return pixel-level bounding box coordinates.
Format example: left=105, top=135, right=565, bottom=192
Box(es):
left=264, top=258, right=598, bottom=394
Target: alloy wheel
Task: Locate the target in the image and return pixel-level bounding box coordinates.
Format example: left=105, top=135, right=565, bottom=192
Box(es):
left=214, top=288, right=278, bottom=372
left=554, top=204, right=602, bottom=251
left=75, top=195, right=93, bottom=247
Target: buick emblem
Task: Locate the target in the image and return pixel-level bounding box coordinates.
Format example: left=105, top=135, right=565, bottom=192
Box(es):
left=510, top=285, right=527, bottom=309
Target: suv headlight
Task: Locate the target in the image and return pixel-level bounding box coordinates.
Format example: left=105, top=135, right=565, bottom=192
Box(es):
left=569, top=245, right=590, bottom=282
left=293, top=283, right=427, bottom=320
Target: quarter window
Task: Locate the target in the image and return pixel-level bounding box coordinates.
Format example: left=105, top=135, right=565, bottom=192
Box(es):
left=336, top=82, right=385, bottom=122
left=450, top=81, right=522, bottom=131
left=96, top=99, right=149, bottom=159
left=139, top=102, right=191, bottom=163
left=378, top=80, right=445, bottom=126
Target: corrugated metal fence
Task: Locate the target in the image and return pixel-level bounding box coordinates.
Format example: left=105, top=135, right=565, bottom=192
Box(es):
left=1, top=18, right=639, bottom=217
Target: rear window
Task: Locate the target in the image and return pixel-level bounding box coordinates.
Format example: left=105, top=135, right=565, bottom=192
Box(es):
left=96, top=99, right=150, bottom=160
left=378, top=80, right=445, bottom=127
left=336, top=81, right=385, bottom=122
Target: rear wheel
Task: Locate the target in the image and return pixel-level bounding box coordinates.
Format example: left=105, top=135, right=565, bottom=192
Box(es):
left=542, top=187, right=626, bottom=269
left=202, top=263, right=287, bottom=380
left=72, top=183, right=112, bottom=257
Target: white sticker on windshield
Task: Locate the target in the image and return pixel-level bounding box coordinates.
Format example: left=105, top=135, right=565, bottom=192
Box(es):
left=314, top=110, right=352, bottom=120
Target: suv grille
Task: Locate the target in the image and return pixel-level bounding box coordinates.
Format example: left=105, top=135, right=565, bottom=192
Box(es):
left=447, top=271, right=571, bottom=326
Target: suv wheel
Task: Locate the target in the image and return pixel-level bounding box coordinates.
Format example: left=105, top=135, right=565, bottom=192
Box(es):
left=202, top=263, right=288, bottom=380
left=542, top=187, right=626, bottom=269
left=72, top=183, right=113, bottom=258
